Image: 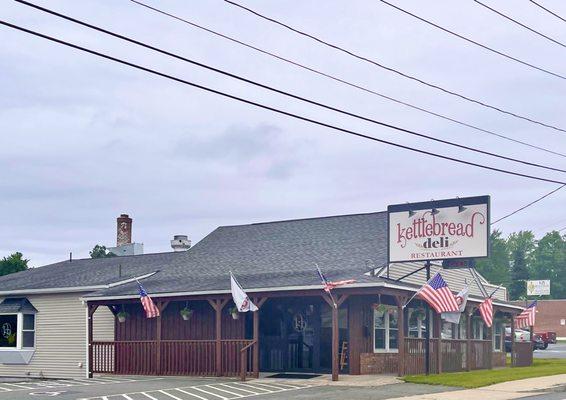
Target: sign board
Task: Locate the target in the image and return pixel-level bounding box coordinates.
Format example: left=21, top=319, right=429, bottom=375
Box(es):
left=442, top=258, right=476, bottom=270
left=526, top=280, right=550, bottom=296
left=388, top=196, right=490, bottom=263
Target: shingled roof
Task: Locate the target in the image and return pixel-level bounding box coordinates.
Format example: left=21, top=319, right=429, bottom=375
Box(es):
left=0, top=211, right=511, bottom=305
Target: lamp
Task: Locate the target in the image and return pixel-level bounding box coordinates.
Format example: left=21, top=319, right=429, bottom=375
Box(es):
left=431, top=208, right=440, bottom=215
left=408, top=210, right=416, bottom=217
left=458, top=205, right=467, bottom=213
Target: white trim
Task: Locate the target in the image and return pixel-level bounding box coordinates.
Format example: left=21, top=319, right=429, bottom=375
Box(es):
left=84, top=305, right=89, bottom=379
left=0, top=272, right=157, bottom=296
left=80, top=281, right=524, bottom=310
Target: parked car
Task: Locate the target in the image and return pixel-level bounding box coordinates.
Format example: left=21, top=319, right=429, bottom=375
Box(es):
left=504, top=328, right=544, bottom=352
left=536, top=331, right=557, bottom=349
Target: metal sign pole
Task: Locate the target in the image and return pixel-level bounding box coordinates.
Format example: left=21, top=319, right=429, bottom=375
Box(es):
left=425, top=259, right=431, bottom=375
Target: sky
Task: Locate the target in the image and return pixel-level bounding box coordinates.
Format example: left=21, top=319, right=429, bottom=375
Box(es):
left=1, top=0, right=565, bottom=267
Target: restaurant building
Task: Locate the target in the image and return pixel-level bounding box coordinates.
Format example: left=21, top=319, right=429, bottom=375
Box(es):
left=0, top=211, right=529, bottom=380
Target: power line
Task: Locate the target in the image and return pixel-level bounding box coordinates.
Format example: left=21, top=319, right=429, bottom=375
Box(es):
left=529, top=0, right=566, bottom=24
left=223, top=0, right=566, bottom=134
left=491, top=184, right=565, bottom=224
left=2, top=20, right=565, bottom=186
left=474, top=0, right=566, bottom=49
left=16, top=0, right=566, bottom=174
left=125, top=0, right=566, bottom=159
left=377, top=0, right=566, bottom=80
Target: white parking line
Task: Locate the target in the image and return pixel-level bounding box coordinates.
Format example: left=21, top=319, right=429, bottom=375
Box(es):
left=175, top=388, right=208, bottom=400
left=79, top=379, right=319, bottom=400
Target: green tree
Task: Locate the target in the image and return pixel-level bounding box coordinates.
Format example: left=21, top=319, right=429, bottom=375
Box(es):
left=89, top=245, right=116, bottom=259
left=530, top=231, right=566, bottom=299
left=0, top=252, right=29, bottom=277
left=476, top=230, right=510, bottom=287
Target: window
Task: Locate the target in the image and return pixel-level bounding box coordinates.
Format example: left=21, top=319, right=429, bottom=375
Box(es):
left=408, top=308, right=428, bottom=338
left=0, top=315, right=17, bottom=348
left=0, top=314, right=35, bottom=350
left=22, top=314, right=35, bottom=348
left=493, top=321, right=503, bottom=352
left=374, top=306, right=398, bottom=352
left=472, top=318, right=484, bottom=339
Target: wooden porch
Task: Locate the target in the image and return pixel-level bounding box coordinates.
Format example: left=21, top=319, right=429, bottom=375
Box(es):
left=86, top=288, right=531, bottom=380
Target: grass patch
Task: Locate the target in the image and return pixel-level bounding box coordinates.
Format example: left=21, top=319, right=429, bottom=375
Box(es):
left=403, top=358, right=566, bottom=388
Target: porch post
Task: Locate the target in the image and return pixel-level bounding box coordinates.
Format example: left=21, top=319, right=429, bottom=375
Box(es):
left=510, top=314, right=516, bottom=367
left=87, top=304, right=98, bottom=378
left=466, top=308, right=472, bottom=372
left=252, top=297, right=268, bottom=379
left=436, top=314, right=442, bottom=374
left=155, top=301, right=169, bottom=375
left=322, top=293, right=349, bottom=382
left=395, top=296, right=406, bottom=377
left=487, top=313, right=493, bottom=370
left=209, top=298, right=229, bottom=377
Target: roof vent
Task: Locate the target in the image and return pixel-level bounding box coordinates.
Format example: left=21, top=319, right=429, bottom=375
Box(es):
left=171, top=235, right=191, bottom=252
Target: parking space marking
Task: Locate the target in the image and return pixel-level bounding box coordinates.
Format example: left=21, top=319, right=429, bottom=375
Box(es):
left=79, top=379, right=320, bottom=400
left=0, top=377, right=162, bottom=393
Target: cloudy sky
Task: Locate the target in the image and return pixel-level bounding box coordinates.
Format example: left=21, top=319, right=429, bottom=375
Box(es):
left=1, top=0, right=565, bottom=267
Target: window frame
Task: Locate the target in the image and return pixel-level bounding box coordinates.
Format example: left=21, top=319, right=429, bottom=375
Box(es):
left=493, top=321, right=503, bottom=352
left=373, top=306, right=399, bottom=353
left=0, top=312, right=36, bottom=350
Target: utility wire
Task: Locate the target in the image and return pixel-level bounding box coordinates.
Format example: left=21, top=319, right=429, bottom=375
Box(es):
left=474, top=0, right=566, bottom=49
left=529, top=0, right=566, bottom=24
left=377, top=0, right=566, bottom=80
left=491, top=184, right=565, bottom=224
left=16, top=0, right=566, bottom=174
left=2, top=20, right=565, bottom=186
left=125, top=0, right=566, bottom=159
left=224, top=0, right=566, bottom=134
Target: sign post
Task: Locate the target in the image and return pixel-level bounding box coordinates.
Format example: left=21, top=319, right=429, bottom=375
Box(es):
left=388, top=195, right=490, bottom=375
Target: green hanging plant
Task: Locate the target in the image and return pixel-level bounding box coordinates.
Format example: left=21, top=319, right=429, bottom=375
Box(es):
left=180, top=307, right=193, bottom=321
left=228, top=306, right=239, bottom=320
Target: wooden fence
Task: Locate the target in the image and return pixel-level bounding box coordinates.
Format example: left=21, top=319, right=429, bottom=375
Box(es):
left=92, top=339, right=253, bottom=376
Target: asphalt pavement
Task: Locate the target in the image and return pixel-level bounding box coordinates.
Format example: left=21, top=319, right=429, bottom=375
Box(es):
left=534, top=342, right=566, bottom=358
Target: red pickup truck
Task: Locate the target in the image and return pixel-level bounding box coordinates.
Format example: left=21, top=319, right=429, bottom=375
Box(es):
left=535, top=331, right=557, bottom=349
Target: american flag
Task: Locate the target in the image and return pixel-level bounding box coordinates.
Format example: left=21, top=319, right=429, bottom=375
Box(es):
left=316, top=265, right=355, bottom=293
left=515, top=301, right=537, bottom=329
left=418, top=273, right=459, bottom=313
left=138, top=281, right=160, bottom=318
left=479, top=297, right=493, bottom=328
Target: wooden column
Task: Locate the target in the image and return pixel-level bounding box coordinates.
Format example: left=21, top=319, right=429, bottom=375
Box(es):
left=155, top=301, right=169, bottom=375
left=487, top=317, right=494, bottom=370
left=436, top=314, right=442, bottom=374
left=252, top=297, right=268, bottom=378
left=209, top=298, right=229, bottom=376
left=510, top=314, right=516, bottom=367
left=466, top=308, right=472, bottom=372
left=87, top=304, right=98, bottom=378
left=395, top=296, right=407, bottom=377
left=322, top=293, right=349, bottom=381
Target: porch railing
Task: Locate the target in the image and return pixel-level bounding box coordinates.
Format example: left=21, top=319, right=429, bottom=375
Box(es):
left=403, top=338, right=492, bottom=374
left=92, top=339, right=253, bottom=377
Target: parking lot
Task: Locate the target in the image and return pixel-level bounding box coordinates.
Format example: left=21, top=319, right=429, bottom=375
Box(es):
left=0, top=375, right=458, bottom=400
left=534, top=342, right=566, bottom=359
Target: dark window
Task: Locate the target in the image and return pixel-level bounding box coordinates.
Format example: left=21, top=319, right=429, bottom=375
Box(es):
left=0, top=315, right=18, bottom=348
left=22, top=314, right=35, bottom=348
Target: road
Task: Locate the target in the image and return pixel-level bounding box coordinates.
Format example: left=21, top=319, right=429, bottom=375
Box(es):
left=534, top=342, right=566, bottom=359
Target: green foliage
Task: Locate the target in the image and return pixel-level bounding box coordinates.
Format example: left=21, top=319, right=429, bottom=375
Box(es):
left=403, top=358, right=566, bottom=388
left=89, top=244, right=117, bottom=259
left=0, top=252, right=29, bottom=277
left=530, top=231, right=566, bottom=299
left=476, top=230, right=510, bottom=287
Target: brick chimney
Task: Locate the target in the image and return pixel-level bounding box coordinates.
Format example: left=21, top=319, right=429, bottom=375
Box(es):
left=116, top=214, right=132, bottom=246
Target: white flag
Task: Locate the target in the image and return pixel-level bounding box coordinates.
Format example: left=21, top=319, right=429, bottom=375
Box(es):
left=441, top=285, right=469, bottom=324
left=230, top=272, right=258, bottom=312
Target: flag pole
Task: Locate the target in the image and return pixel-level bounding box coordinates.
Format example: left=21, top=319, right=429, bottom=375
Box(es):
left=402, top=269, right=436, bottom=309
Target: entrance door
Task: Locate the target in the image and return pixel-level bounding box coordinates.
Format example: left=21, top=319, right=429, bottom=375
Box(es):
left=260, top=299, right=322, bottom=372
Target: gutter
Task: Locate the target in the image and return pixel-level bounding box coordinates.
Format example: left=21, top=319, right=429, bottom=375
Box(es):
left=0, top=272, right=157, bottom=296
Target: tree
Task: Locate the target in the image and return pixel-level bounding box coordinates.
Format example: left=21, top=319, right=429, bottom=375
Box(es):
left=476, top=230, right=510, bottom=287
left=530, top=231, right=566, bottom=299
left=507, top=231, right=534, bottom=300
left=0, top=252, right=29, bottom=277
left=89, top=245, right=116, bottom=259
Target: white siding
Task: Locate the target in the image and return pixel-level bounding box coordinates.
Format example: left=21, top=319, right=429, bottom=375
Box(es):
left=0, top=292, right=114, bottom=379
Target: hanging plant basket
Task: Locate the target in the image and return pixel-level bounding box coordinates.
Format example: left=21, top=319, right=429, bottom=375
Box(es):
left=228, top=306, right=239, bottom=320
left=180, top=307, right=193, bottom=321
left=117, top=311, right=128, bottom=323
